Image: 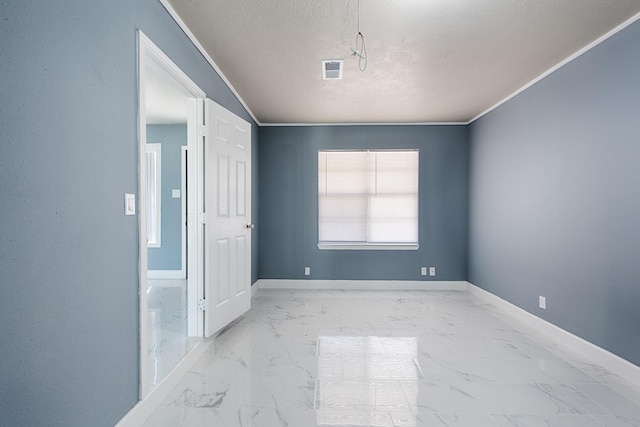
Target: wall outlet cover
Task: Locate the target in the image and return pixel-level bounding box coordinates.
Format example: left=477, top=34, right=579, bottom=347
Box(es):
left=539, top=296, right=547, bottom=310
left=421, top=267, right=427, bottom=276
left=429, top=267, right=436, bottom=276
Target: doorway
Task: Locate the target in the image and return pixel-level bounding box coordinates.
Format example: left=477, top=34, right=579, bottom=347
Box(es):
left=137, top=32, right=205, bottom=398
left=137, top=31, right=254, bottom=403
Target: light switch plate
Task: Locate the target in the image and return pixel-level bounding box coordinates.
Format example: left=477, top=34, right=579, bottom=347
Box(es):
left=125, top=193, right=136, bottom=216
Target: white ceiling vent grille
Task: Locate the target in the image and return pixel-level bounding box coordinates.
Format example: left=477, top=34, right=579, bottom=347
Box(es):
left=322, top=60, right=343, bottom=80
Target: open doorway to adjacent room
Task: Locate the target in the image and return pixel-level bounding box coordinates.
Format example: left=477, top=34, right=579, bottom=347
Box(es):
left=138, top=32, right=205, bottom=397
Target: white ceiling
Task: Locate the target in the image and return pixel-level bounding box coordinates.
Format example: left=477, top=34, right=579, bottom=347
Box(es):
left=165, top=0, right=640, bottom=125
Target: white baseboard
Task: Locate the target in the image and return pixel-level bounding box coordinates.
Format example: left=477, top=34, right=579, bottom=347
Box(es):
left=114, top=338, right=212, bottom=427
left=251, top=281, right=259, bottom=296
left=467, top=282, right=640, bottom=389
left=147, top=270, right=185, bottom=280
left=256, top=279, right=467, bottom=291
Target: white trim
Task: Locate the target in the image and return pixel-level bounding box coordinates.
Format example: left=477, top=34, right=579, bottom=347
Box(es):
left=158, top=0, right=259, bottom=125
left=256, top=279, right=467, bottom=291
left=145, top=143, right=162, bottom=248
left=186, top=99, right=201, bottom=338
left=469, top=11, right=640, bottom=124
left=260, top=121, right=468, bottom=127
left=251, top=282, right=260, bottom=297
left=180, top=146, right=187, bottom=281
left=147, top=278, right=185, bottom=288
left=139, top=32, right=206, bottom=101
left=147, top=270, right=184, bottom=280
left=114, top=339, right=211, bottom=427
left=195, top=98, right=206, bottom=338
left=467, top=282, right=640, bottom=389
left=137, top=30, right=150, bottom=402
left=318, top=243, right=419, bottom=251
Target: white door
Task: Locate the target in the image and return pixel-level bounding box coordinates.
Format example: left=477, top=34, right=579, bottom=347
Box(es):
left=204, top=99, right=252, bottom=337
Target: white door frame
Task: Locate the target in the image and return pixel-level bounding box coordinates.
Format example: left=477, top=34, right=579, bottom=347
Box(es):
left=180, top=145, right=188, bottom=281
left=137, top=31, right=205, bottom=399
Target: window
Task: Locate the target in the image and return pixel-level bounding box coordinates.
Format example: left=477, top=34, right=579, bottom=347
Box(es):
left=146, top=143, right=161, bottom=248
left=318, top=149, right=419, bottom=250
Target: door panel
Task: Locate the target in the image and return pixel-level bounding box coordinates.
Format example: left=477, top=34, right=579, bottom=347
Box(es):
left=235, top=235, right=247, bottom=295
left=217, top=155, right=230, bottom=218
left=204, top=99, right=252, bottom=337
left=215, top=238, right=230, bottom=304
left=236, top=161, right=246, bottom=217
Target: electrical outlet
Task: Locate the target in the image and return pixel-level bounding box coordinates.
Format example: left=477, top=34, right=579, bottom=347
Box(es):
left=304, top=267, right=310, bottom=276
left=429, top=267, right=436, bottom=277
left=539, top=296, right=547, bottom=310
left=421, top=267, right=427, bottom=276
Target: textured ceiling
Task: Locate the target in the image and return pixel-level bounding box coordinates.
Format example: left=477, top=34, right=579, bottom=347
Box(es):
left=166, top=0, right=640, bottom=124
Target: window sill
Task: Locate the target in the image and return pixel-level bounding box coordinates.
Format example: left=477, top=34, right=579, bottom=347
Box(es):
left=318, top=243, right=419, bottom=251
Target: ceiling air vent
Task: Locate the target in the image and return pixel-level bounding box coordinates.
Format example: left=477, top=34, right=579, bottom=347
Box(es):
left=322, top=60, right=343, bottom=80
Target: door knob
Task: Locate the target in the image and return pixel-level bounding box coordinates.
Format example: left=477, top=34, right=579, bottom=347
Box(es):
left=246, top=223, right=255, bottom=229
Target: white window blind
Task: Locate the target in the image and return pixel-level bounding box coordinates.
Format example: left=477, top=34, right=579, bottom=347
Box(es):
left=318, top=150, right=419, bottom=249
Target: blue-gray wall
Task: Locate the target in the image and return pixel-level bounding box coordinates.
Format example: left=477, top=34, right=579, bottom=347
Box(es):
left=469, top=20, right=640, bottom=365
left=0, top=1, right=257, bottom=426
left=259, top=126, right=469, bottom=281
left=147, top=124, right=186, bottom=271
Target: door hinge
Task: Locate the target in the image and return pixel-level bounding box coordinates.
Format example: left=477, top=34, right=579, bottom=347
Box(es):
left=198, top=125, right=207, bottom=138
left=198, top=299, right=207, bottom=311
left=198, top=212, right=207, bottom=224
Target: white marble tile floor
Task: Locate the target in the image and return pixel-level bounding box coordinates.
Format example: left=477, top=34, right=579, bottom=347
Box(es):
left=147, top=280, right=200, bottom=391
left=141, top=289, right=640, bottom=426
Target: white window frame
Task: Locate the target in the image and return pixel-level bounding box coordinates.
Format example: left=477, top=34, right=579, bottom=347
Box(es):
left=146, top=143, right=162, bottom=248
left=318, top=149, right=419, bottom=251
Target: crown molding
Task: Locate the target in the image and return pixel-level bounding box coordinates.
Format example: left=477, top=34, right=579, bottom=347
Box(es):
left=260, top=121, right=469, bottom=127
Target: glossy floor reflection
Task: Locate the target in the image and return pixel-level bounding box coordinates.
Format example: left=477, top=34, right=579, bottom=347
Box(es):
left=147, top=280, right=199, bottom=391
left=142, top=289, right=640, bottom=426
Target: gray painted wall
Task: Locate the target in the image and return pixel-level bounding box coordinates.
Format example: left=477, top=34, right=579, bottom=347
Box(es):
left=469, top=20, right=640, bottom=365
left=147, top=124, right=186, bottom=271
left=258, top=125, right=469, bottom=281
left=0, top=1, right=257, bottom=426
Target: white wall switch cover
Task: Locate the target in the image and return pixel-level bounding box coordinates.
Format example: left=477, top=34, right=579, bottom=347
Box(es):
left=421, top=267, right=427, bottom=276
left=172, top=189, right=181, bottom=198
left=125, top=193, right=136, bottom=216
left=304, top=267, right=311, bottom=276
left=539, top=296, right=547, bottom=310
left=429, top=267, right=436, bottom=276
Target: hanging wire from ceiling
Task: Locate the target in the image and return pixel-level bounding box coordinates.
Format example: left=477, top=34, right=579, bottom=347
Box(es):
left=350, top=0, right=367, bottom=71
